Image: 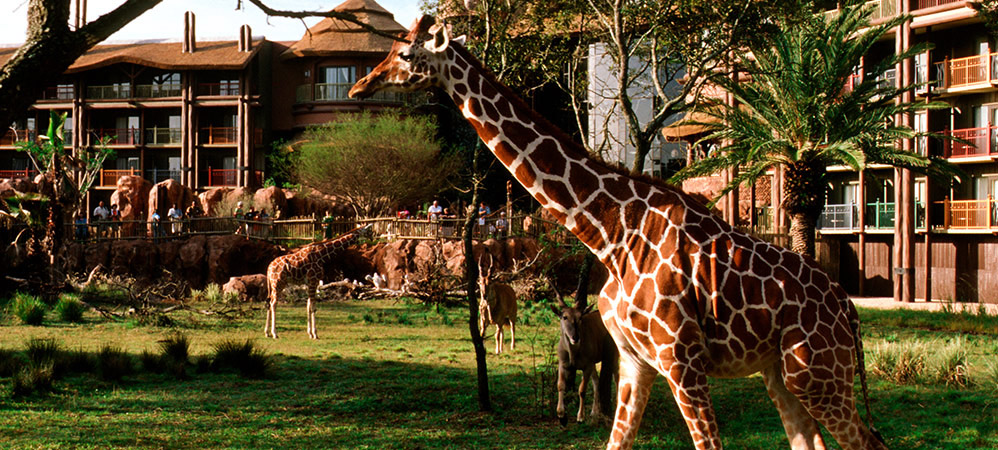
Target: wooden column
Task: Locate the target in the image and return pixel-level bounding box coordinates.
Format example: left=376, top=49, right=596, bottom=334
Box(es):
left=858, top=170, right=866, bottom=295
left=237, top=69, right=248, bottom=187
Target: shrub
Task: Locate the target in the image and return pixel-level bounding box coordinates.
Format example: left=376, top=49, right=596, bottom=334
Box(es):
left=0, top=347, right=26, bottom=377
left=10, top=362, right=55, bottom=397
left=25, top=338, right=62, bottom=367
left=158, top=334, right=191, bottom=379
left=10, top=292, right=47, bottom=325
left=985, top=358, right=998, bottom=388
left=139, top=350, right=162, bottom=373
left=96, top=345, right=134, bottom=383
left=934, top=338, right=972, bottom=388
left=191, top=284, right=237, bottom=304
left=869, top=342, right=926, bottom=385
left=209, top=339, right=271, bottom=379
left=80, top=283, right=129, bottom=305
left=55, top=293, right=86, bottom=323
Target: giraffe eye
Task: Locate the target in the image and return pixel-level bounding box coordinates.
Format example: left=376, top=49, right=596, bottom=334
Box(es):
left=400, top=52, right=414, bottom=62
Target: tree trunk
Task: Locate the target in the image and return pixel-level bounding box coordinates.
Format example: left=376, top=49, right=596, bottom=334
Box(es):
left=788, top=212, right=817, bottom=259
left=573, top=250, right=596, bottom=308
left=782, top=159, right=826, bottom=260
left=463, top=145, right=491, bottom=412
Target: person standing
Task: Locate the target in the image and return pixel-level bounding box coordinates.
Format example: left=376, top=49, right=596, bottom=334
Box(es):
left=93, top=200, right=110, bottom=238
left=109, top=203, right=121, bottom=238
left=168, top=203, right=183, bottom=235
left=428, top=200, right=443, bottom=220
left=322, top=211, right=335, bottom=239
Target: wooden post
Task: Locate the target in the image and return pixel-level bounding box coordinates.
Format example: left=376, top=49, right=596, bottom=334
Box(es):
left=858, top=170, right=866, bottom=295
left=943, top=196, right=950, bottom=229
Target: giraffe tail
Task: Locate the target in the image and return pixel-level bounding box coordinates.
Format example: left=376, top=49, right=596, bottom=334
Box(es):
left=848, top=302, right=885, bottom=445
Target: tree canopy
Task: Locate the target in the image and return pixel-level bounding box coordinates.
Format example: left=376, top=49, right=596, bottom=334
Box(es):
left=294, top=112, right=459, bottom=218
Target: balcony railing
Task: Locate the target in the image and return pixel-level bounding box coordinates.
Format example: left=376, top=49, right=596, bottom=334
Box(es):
left=198, top=82, right=240, bottom=96
left=939, top=197, right=997, bottom=230
left=867, top=0, right=897, bottom=21
left=87, top=85, right=132, bottom=100
left=943, top=126, right=997, bottom=158
left=934, top=53, right=998, bottom=89
left=145, top=127, right=181, bottom=145
left=135, top=84, right=182, bottom=98
left=0, top=129, right=37, bottom=146
left=0, top=169, right=38, bottom=179
left=202, top=126, right=237, bottom=144
left=295, top=83, right=422, bottom=104
left=146, top=168, right=181, bottom=184
left=819, top=203, right=859, bottom=230
left=875, top=68, right=897, bottom=91
left=98, top=168, right=140, bottom=187
left=204, top=168, right=265, bottom=187
left=41, top=85, right=74, bottom=101
left=916, top=0, right=964, bottom=9
left=89, top=128, right=140, bottom=145
left=865, top=201, right=895, bottom=229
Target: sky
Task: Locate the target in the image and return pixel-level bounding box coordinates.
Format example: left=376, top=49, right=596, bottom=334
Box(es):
left=0, top=0, right=422, bottom=46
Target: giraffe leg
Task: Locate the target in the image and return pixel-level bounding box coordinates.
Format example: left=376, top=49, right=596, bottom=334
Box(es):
left=660, top=359, right=723, bottom=450
left=509, top=319, right=515, bottom=351
left=306, top=286, right=318, bottom=340
left=606, top=352, right=658, bottom=450
left=266, top=286, right=280, bottom=339
left=761, top=362, right=826, bottom=450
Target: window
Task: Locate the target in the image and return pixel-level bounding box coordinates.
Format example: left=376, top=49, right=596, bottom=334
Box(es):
left=316, top=66, right=356, bottom=100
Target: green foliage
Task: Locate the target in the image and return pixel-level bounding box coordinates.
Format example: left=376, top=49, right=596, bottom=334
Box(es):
left=55, top=293, right=86, bottom=323
left=190, top=283, right=237, bottom=304
left=934, top=341, right=972, bottom=388
left=16, top=111, right=115, bottom=198
left=158, top=334, right=191, bottom=380
left=295, top=112, right=459, bottom=217
left=80, top=282, right=130, bottom=305
left=10, top=292, right=47, bottom=325
left=24, top=338, right=62, bottom=367
left=208, top=339, right=270, bottom=379
left=10, top=362, right=55, bottom=397
left=265, top=139, right=300, bottom=187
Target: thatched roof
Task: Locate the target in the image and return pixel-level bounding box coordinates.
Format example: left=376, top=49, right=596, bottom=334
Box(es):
left=0, top=40, right=259, bottom=73
left=279, top=0, right=406, bottom=60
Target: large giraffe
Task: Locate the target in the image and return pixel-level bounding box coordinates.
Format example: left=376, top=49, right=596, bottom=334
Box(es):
left=265, top=224, right=372, bottom=339
left=350, top=16, right=887, bottom=450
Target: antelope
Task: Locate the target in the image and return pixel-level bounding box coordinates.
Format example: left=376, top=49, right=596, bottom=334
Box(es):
left=551, top=290, right=618, bottom=425
left=477, top=258, right=517, bottom=354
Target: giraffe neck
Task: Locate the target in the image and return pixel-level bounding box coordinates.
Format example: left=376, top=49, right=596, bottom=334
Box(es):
left=440, top=45, right=680, bottom=256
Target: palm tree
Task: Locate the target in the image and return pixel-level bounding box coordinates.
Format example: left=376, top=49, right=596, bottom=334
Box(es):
left=670, top=0, right=956, bottom=258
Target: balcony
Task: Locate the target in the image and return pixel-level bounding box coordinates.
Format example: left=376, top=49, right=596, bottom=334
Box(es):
left=934, top=53, right=998, bottom=91
left=201, top=126, right=237, bottom=145
left=295, top=83, right=421, bottom=104
left=0, top=169, right=38, bottom=179
left=135, top=84, right=181, bottom=98
left=146, top=168, right=181, bottom=184
left=97, top=168, right=140, bottom=187
left=915, top=0, right=964, bottom=9
left=865, top=201, right=895, bottom=229
left=938, top=198, right=997, bottom=230
left=818, top=203, right=859, bottom=231
left=204, top=168, right=264, bottom=187
left=0, top=129, right=37, bottom=146
left=145, top=127, right=181, bottom=146
left=942, top=126, right=997, bottom=159
left=197, top=82, right=240, bottom=96
left=89, top=128, right=140, bottom=146
left=866, top=0, right=897, bottom=21
left=40, top=85, right=74, bottom=101
left=86, top=85, right=132, bottom=100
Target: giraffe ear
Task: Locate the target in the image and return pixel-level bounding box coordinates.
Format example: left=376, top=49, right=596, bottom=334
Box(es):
left=427, top=23, right=450, bottom=53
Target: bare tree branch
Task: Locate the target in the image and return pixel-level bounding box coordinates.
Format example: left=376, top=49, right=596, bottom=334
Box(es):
left=242, top=0, right=408, bottom=42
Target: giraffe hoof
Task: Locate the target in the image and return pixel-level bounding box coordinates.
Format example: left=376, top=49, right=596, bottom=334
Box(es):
left=558, top=415, right=568, bottom=426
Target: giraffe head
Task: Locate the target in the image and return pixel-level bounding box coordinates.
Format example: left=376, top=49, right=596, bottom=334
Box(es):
left=348, top=15, right=464, bottom=99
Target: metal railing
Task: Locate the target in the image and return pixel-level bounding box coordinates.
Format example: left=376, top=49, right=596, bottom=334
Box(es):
left=97, top=168, right=140, bottom=187
left=295, top=83, right=423, bottom=104
left=41, top=85, right=74, bottom=100
left=145, top=127, right=182, bottom=145
left=865, top=201, right=895, bottom=229
left=89, top=128, right=140, bottom=145
left=135, top=84, right=182, bottom=98
left=197, top=82, right=240, bottom=96
left=818, top=203, right=859, bottom=230
left=86, top=85, right=132, bottom=100
left=145, top=168, right=181, bottom=184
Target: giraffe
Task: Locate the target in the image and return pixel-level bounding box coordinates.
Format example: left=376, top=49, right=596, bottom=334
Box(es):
left=264, top=224, right=372, bottom=340
left=349, top=16, right=887, bottom=450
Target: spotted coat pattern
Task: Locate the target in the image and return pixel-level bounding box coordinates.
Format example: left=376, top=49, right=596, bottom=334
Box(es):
left=350, top=17, right=886, bottom=450
left=264, top=225, right=369, bottom=339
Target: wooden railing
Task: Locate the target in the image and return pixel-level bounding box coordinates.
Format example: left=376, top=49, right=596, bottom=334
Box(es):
left=916, top=0, right=964, bottom=9
left=0, top=129, right=36, bottom=146
left=40, top=85, right=74, bottom=100
left=934, top=53, right=998, bottom=89
left=206, top=168, right=238, bottom=187
left=89, top=128, right=140, bottom=145
left=943, top=126, right=996, bottom=158
left=97, top=168, right=140, bottom=187
left=145, top=127, right=181, bottom=145
left=939, top=197, right=997, bottom=230
left=202, top=126, right=238, bottom=144
left=0, top=169, right=38, bottom=179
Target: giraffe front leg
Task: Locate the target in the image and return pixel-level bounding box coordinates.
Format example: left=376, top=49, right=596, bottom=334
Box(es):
left=761, top=362, right=826, bottom=450
left=508, top=319, right=515, bottom=351
left=606, top=352, right=657, bottom=450
left=306, top=287, right=318, bottom=340
left=267, top=297, right=279, bottom=339
left=662, top=357, right=723, bottom=450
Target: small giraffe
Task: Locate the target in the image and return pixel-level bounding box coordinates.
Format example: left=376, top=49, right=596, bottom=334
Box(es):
left=350, top=17, right=886, bottom=450
left=265, top=224, right=372, bottom=339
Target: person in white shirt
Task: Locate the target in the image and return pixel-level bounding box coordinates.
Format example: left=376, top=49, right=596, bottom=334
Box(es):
left=93, top=201, right=110, bottom=237
left=167, top=204, right=183, bottom=234
left=427, top=200, right=443, bottom=220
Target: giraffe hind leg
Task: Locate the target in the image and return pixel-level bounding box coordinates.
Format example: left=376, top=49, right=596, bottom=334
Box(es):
left=306, top=285, right=318, bottom=340
left=761, top=362, right=826, bottom=450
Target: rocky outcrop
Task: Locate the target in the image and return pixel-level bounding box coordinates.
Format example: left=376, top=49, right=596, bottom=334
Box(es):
left=199, top=188, right=230, bottom=216
left=253, top=186, right=287, bottom=216
left=223, top=274, right=269, bottom=302
left=148, top=179, right=194, bottom=217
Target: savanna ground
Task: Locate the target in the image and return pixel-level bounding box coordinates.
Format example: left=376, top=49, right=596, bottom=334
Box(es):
left=1, top=292, right=997, bottom=450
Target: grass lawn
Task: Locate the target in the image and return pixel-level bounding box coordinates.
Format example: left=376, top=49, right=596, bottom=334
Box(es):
left=1, top=297, right=997, bottom=449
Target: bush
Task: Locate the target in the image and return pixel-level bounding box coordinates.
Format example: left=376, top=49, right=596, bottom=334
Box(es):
left=61, top=348, right=95, bottom=375
left=80, top=283, right=129, bottom=305
left=934, top=338, right=972, bottom=388
left=96, top=345, right=134, bottom=383
left=158, top=334, right=191, bottom=379
left=25, top=338, right=62, bottom=367
left=191, top=284, right=237, bottom=304
left=55, top=293, right=86, bottom=323
left=209, top=339, right=271, bottom=379
left=10, top=292, right=47, bottom=325
left=10, top=363, right=55, bottom=397
left=869, top=342, right=926, bottom=385
left=0, top=347, right=26, bottom=377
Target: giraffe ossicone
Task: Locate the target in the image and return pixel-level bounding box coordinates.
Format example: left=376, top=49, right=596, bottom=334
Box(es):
left=351, top=16, right=887, bottom=450
left=264, top=224, right=372, bottom=340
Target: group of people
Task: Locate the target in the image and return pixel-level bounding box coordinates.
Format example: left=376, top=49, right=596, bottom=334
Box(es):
left=393, top=200, right=510, bottom=238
